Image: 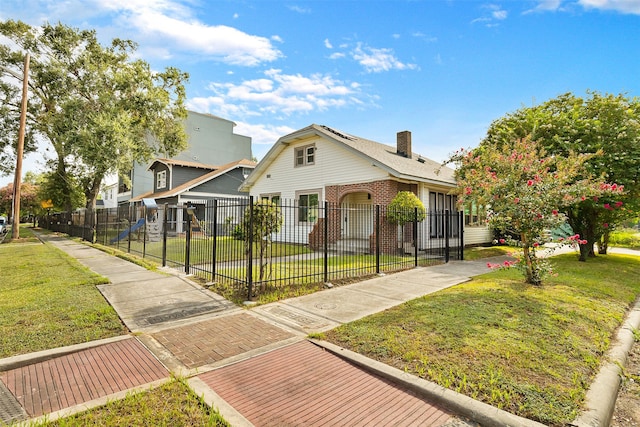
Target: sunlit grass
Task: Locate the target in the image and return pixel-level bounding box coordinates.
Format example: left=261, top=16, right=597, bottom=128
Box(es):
left=324, top=253, right=640, bottom=426
left=0, top=242, right=126, bottom=357
left=36, top=378, right=229, bottom=426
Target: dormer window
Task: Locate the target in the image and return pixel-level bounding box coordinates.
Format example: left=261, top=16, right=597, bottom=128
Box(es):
left=156, top=170, right=167, bottom=189
left=295, top=144, right=315, bottom=167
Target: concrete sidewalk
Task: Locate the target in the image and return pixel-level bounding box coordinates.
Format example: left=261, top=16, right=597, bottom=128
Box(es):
left=2, top=234, right=637, bottom=426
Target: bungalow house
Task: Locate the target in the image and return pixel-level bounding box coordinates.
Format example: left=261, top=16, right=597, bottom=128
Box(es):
left=131, top=157, right=256, bottom=234
left=117, top=110, right=253, bottom=204
left=239, top=124, right=491, bottom=252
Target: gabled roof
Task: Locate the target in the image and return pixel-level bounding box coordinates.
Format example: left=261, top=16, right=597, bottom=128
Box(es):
left=131, top=158, right=256, bottom=202
left=240, top=124, right=456, bottom=191
left=148, top=158, right=219, bottom=171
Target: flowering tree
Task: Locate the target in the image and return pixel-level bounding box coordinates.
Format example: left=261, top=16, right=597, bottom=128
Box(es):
left=450, top=137, right=604, bottom=285
left=482, top=92, right=640, bottom=260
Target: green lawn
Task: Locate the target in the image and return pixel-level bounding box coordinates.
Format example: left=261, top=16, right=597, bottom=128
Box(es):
left=0, top=239, right=127, bottom=358
left=38, top=379, right=229, bottom=427
left=463, top=245, right=511, bottom=260
left=609, top=228, right=640, bottom=249
left=324, top=253, right=640, bottom=426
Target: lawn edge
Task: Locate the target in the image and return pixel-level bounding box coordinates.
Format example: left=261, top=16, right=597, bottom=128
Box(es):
left=0, top=335, right=132, bottom=371
left=570, top=296, right=640, bottom=427
left=308, top=338, right=546, bottom=427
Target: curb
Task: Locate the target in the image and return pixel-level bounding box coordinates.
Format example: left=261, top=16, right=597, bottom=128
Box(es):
left=309, top=339, right=546, bottom=427
left=0, top=335, right=132, bottom=372
left=571, top=298, right=640, bottom=427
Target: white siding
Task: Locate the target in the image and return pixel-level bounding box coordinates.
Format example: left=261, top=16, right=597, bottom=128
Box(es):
left=465, top=226, right=493, bottom=246
left=250, top=136, right=388, bottom=201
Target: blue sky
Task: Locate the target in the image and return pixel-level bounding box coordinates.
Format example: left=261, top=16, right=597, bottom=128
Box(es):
left=1, top=0, right=640, bottom=187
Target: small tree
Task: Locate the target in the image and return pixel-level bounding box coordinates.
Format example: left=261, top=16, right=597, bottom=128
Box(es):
left=450, top=137, right=614, bottom=285
left=240, top=200, right=283, bottom=291
left=387, top=191, right=426, bottom=250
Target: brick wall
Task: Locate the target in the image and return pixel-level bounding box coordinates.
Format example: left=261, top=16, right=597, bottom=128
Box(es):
left=308, top=179, right=419, bottom=254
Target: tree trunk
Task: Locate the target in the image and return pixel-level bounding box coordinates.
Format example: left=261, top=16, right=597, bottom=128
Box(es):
left=85, top=173, right=104, bottom=209
left=578, top=243, right=590, bottom=262
left=57, top=160, right=74, bottom=213
left=598, top=230, right=609, bottom=255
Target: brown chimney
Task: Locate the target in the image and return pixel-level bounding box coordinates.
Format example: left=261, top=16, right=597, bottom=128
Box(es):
left=397, top=130, right=412, bottom=158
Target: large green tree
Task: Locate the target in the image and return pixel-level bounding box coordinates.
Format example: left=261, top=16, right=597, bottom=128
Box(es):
left=481, top=91, right=640, bottom=261
left=450, top=137, right=608, bottom=285
left=0, top=20, right=189, bottom=210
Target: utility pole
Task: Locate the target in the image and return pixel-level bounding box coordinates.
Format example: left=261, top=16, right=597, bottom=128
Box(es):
left=12, top=53, right=29, bottom=239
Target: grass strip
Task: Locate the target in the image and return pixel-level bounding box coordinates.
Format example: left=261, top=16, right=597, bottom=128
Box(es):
left=0, top=242, right=127, bottom=358
left=36, top=378, right=229, bottom=426
left=324, top=253, right=640, bottom=426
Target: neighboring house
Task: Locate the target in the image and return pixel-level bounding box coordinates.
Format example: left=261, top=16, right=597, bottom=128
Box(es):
left=118, top=110, right=253, bottom=203
left=131, top=157, right=256, bottom=233
left=240, top=124, right=491, bottom=250
left=98, top=181, right=118, bottom=209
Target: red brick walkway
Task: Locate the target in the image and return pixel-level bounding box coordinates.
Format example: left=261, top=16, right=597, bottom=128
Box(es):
left=152, top=312, right=296, bottom=368
left=0, top=338, right=167, bottom=417
left=199, top=340, right=452, bottom=426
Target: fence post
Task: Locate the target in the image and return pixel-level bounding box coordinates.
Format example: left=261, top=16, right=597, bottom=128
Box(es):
left=103, top=209, right=107, bottom=245
left=413, top=207, right=418, bottom=267
left=375, top=205, right=380, bottom=274
left=127, top=205, right=132, bottom=254
left=211, top=199, right=218, bottom=281
left=246, top=196, right=254, bottom=301
left=115, top=207, right=121, bottom=250
left=323, top=201, right=328, bottom=283
left=142, top=205, right=147, bottom=259
left=459, top=211, right=464, bottom=260
left=185, top=205, right=191, bottom=274
left=445, top=210, right=451, bottom=263
left=162, top=203, right=168, bottom=267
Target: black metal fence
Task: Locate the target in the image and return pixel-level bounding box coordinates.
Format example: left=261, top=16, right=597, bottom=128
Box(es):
left=42, top=197, right=464, bottom=300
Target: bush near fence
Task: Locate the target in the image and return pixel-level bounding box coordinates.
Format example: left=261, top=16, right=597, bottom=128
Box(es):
left=42, top=198, right=463, bottom=302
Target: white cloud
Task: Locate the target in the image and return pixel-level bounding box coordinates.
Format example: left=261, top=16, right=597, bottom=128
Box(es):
left=324, top=38, right=333, bottom=49
left=473, top=3, right=508, bottom=25
left=235, top=122, right=296, bottom=148
left=352, top=43, right=418, bottom=73
left=329, top=52, right=346, bottom=59
left=578, top=0, right=640, bottom=14
left=190, top=69, right=366, bottom=118
left=287, top=5, right=312, bottom=14
left=529, top=0, right=564, bottom=12
left=47, top=0, right=284, bottom=66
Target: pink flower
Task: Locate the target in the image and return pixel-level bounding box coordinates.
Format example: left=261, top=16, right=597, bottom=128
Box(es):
left=579, top=239, right=588, bottom=245
left=499, top=238, right=506, bottom=244
left=514, top=197, right=520, bottom=204
left=604, top=203, right=612, bottom=210
left=465, top=187, right=472, bottom=195
left=603, top=223, right=609, bottom=228
left=558, top=237, right=564, bottom=242
left=552, top=210, right=558, bottom=215
left=615, top=201, right=623, bottom=208
left=581, top=196, right=586, bottom=201
left=533, top=242, right=540, bottom=247
left=527, top=180, right=534, bottom=186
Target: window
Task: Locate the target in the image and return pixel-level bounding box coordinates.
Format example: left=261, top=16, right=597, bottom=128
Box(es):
left=464, top=202, right=486, bottom=226
left=156, top=170, right=167, bottom=189
left=260, top=193, right=281, bottom=206
left=295, top=144, right=315, bottom=167
left=298, top=192, right=319, bottom=223
left=429, top=191, right=458, bottom=238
